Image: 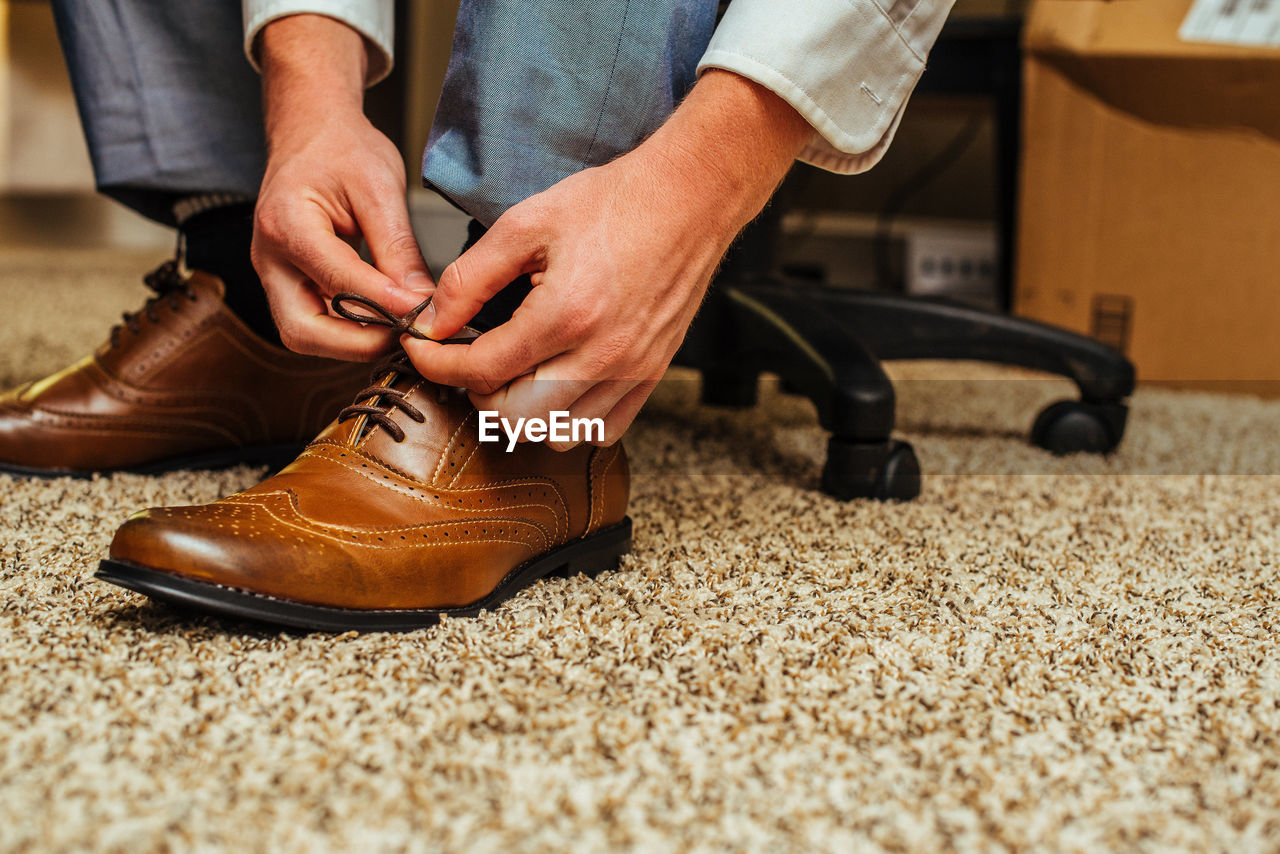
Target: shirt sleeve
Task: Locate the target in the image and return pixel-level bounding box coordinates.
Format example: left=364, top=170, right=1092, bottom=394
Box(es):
left=697, top=0, right=955, bottom=174
left=242, top=0, right=395, bottom=87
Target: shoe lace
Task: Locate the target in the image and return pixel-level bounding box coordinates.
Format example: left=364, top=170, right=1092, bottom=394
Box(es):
left=109, top=259, right=197, bottom=347
left=330, top=292, right=475, bottom=443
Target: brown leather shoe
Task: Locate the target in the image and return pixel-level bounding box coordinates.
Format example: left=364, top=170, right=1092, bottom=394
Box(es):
left=96, top=296, right=631, bottom=631
left=0, top=261, right=367, bottom=477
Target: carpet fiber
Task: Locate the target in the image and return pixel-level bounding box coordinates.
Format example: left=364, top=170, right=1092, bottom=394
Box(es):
left=2, top=249, right=1279, bottom=852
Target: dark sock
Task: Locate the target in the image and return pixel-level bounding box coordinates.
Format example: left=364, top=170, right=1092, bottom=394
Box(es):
left=179, top=202, right=282, bottom=346
left=461, top=218, right=532, bottom=332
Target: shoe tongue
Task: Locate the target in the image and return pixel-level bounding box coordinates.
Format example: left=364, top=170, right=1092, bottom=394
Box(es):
left=309, top=315, right=484, bottom=481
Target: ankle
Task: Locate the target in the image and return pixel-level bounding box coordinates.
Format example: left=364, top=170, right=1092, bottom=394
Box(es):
left=177, top=197, right=282, bottom=347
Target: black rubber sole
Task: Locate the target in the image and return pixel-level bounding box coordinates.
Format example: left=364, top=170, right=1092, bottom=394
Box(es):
left=95, top=517, right=632, bottom=632
left=0, top=443, right=305, bottom=480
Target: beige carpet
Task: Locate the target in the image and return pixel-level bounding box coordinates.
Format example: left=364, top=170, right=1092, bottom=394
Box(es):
left=2, top=248, right=1279, bottom=853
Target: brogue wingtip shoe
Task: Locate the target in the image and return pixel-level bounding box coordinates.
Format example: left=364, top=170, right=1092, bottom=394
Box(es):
left=0, top=261, right=368, bottom=478
left=97, top=294, right=633, bottom=632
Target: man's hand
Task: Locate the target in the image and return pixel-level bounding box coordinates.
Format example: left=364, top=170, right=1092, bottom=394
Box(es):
left=252, top=14, right=430, bottom=360
left=404, top=70, right=812, bottom=448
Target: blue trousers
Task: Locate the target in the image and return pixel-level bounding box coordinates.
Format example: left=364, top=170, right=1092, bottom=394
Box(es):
left=51, top=0, right=718, bottom=228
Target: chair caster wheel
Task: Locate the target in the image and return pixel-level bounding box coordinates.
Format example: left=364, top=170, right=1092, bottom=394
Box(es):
left=1031, top=400, right=1128, bottom=455
left=821, top=438, right=921, bottom=501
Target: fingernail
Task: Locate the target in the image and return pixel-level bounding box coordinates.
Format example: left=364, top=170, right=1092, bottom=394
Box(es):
left=412, top=299, right=437, bottom=338
left=405, top=271, right=434, bottom=295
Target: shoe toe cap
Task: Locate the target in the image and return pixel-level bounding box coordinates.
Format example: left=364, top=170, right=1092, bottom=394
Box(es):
left=0, top=387, right=38, bottom=461
left=107, top=503, right=350, bottom=598
left=110, top=507, right=245, bottom=583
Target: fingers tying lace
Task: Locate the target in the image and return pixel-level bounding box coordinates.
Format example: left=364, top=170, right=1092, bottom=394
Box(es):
left=330, top=292, right=476, bottom=346
left=330, top=292, right=476, bottom=443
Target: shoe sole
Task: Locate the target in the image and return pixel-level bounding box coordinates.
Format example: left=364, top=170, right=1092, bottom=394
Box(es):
left=0, top=443, right=305, bottom=480
left=95, top=517, right=632, bottom=633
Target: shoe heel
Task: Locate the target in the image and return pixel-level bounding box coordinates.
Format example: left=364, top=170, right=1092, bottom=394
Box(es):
left=549, top=518, right=632, bottom=579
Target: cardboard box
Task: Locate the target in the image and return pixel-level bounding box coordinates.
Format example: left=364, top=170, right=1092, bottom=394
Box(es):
left=1014, top=0, right=1280, bottom=390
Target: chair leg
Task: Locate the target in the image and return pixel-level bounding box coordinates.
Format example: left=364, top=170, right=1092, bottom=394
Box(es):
left=743, top=284, right=1135, bottom=456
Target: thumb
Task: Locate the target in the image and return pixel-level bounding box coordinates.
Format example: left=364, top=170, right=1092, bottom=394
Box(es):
left=428, top=209, right=544, bottom=340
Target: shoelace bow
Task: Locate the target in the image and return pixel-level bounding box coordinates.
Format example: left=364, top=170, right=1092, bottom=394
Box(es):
left=109, top=259, right=196, bottom=347
left=331, top=292, right=475, bottom=443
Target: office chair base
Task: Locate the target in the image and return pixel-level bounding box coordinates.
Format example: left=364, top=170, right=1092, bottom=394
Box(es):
left=677, top=274, right=1135, bottom=502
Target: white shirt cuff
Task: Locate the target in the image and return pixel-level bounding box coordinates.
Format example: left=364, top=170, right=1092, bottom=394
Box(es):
left=243, top=0, right=395, bottom=87
left=698, top=0, right=954, bottom=174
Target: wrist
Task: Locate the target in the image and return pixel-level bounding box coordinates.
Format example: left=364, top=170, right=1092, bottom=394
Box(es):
left=643, top=69, right=812, bottom=232
left=261, top=15, right=368, bottom=147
